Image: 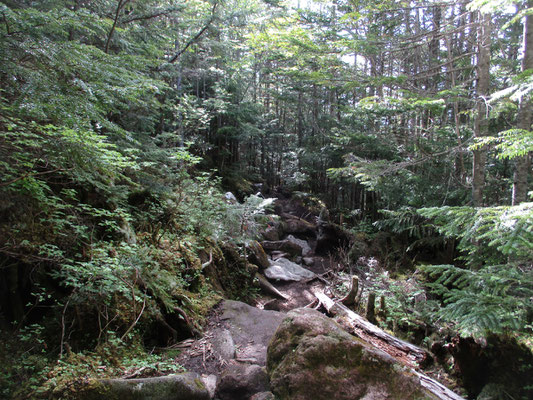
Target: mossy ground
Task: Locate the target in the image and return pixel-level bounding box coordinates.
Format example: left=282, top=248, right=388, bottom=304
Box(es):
left=0, top=237, right=257, bottom=399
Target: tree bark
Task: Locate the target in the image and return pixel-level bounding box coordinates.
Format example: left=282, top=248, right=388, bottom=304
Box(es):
left=512, top=0, right=533, bottom=205
left=472, top=12, right=491, bottom=206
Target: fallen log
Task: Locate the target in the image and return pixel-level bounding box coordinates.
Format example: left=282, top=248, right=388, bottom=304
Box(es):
left=256, top=273, right=288, bottom=300
left=414, top=371, right=466, bottom=400
left=313, top=290, right=428, bottom=365
left=312, top=290, right=464, bottom=400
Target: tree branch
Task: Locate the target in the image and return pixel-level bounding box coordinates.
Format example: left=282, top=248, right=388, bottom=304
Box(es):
left=0, top=168, right=70, bottom=187
left=104, top=0, right=132, bottom=54
left=122, top=8, right=180, bottom=24
left=167, top=0, right=219, bottom=64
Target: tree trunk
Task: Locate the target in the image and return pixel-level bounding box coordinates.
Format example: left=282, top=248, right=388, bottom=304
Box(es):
left=512, top=0, right=533, bottom=205
left=472, top=12, right=491, bottom=206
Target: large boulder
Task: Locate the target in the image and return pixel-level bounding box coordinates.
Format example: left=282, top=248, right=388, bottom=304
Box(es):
left=83, top=373, right=212, bottom=400
left=261, top=239, right=303, bottom=258
left=216, top=364, right=269, bottom=400
left=220, top=300, right=285, bottom=366
left=286, top=235, right=312, bottom=257
left=267, top=308, right=438, bottom=400
left=264, top=258, right=315, bottom=282
left=282, top=217, right=316, bottom=235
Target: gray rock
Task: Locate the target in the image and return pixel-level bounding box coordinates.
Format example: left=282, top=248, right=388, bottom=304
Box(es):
left=225, top=192, right=238, bottom=203
left=202, top=374, right=217, bottom=399
left=260, top=240, right=302, bottom=258
left=86, top=373, right=210, bottom=400
left=264, top=258, right=315, bottom=282
left=250, top=392, right=276, bottom=400
left=216, top=364, right=269, bottom=400
left=267, top=308, right=439, bottom=400
left=282, top=218, right=316, bottom=234
left=220, top=300, right=285, bottom=366
left=302, top=257, right=314, bottom=266
left=212, top=329, right=235, bottom=360
left=286, top=235, right=312, bottom=256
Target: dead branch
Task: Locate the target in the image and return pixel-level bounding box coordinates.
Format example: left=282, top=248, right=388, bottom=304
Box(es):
left=122, top=366, right=148, bottom=379
left=256, top=273, right=288, bottom=300
left=167, top=1, right=219, bottom=64
left=121, top=295, right=146, bottom=341
left=201, top=250, right=213, bottom=270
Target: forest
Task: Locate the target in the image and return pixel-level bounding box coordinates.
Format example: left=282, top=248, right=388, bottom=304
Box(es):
left=0, top=0, right=532, bottom=399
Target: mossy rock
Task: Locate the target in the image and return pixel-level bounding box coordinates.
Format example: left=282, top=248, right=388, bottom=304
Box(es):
left=247, top=240, right=270, bottom=270
left=267, top=308, right=438, bottom=400
left=203, top=243, right=257, bottom=299
left=80, top=373, right=210, bottom=400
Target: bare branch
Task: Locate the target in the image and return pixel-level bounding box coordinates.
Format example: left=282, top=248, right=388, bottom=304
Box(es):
left=104, top=0, right=132, bottom=54
left=0, top=168, right=70, bottom=187
left=167, top=0, right=219, bottom=64
left=122, top=8, right=182, bottom=24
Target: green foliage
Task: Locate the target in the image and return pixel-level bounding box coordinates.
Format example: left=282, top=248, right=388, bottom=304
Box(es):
left=1, top=0, right=532, bottom=395
left=0, top=1, right=264, bottom=396
left=419, top=203, right=533, bottom=336
left=423, top=263, right=532, bottom=336
left=419, top=203, right=533, bottom=262
left=365, top=271, right=440, bottom=339
left=375, top=208, right=445, bottom=254
left=223, top=194, right=276, bottom=243
left=472, top=128, right=533, bottom=160
left=1, top=329, right=185, bottom=399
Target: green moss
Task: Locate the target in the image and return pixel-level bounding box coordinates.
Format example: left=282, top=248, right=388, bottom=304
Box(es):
left=268, top=311, right=436, bottom=400
left=194, top=378, right=206, bottom=390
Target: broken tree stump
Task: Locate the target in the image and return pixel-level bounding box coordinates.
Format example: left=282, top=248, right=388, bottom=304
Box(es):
left=377, top=295, right=387, bottom=320
left=366, top=292, right=376, bottom=324
left=340, top=275, right=359, bottom=307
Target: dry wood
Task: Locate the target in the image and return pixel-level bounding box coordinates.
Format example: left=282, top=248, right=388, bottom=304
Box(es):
left=304, top=298, right=319, bottom=308
left=366, top=291, right=376, bottom=323
left=201, top=250, right=213, bottom=270
left=414, top=371, right=466, bottom=400
left=340, top=275, right=359, bottom=306
left=235, top=357, right=258, bottom=364
left=313, top=290, right=428, bottom=364
left=121, top=366, right=148, bottom=379
left=305, top=272, right=331, bottom=285
left=256, top=273, right=288, bottom=300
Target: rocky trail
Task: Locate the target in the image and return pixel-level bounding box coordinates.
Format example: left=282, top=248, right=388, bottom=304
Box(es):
left=90, top=196, right=465, bottom=400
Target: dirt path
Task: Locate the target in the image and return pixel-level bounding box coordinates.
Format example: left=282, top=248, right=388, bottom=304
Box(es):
left=171, top=196, right=462, bottom=400
left=175, top=197, right=332, bottom=376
